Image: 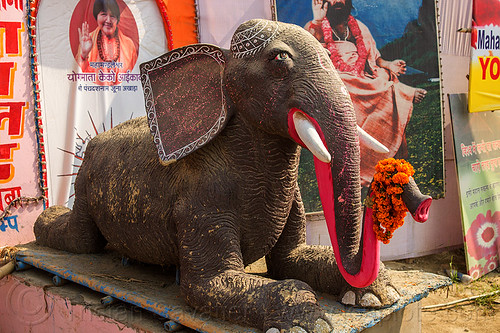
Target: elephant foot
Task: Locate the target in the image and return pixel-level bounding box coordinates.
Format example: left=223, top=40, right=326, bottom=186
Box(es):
left=339, top=265, right=400, bottom=308
left=34, top=205, right=106, bottom=253
left=34, top=206, right=72, bottom=250
left=263, top=280, right=333, bottom=333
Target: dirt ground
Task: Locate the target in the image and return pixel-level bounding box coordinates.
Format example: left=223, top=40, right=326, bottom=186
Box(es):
left=384, top=248, right=500, bottom=333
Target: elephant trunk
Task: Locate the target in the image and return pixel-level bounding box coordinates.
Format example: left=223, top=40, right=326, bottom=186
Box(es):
left=288, top=106, right=379, bottom=288
left=402, top=177, right=432, bottom=222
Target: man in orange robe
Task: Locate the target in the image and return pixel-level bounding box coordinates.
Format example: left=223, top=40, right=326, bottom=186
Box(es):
left=305, top=0, right=426, bottom=186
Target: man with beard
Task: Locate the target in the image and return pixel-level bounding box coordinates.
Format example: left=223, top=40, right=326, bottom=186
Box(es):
left=305, top=0, right=427, bottom=187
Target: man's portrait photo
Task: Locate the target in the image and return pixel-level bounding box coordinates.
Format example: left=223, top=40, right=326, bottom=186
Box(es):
left=277, top=0, right=443, bottom=211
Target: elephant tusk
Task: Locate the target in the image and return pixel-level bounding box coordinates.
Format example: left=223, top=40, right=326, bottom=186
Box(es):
left=293, top=112, right=331, bottom=163
left=357, top=126, right=390, bottom=154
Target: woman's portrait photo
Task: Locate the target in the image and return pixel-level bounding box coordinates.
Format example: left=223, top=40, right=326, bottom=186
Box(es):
left=69, top=0, right=139, bottom=81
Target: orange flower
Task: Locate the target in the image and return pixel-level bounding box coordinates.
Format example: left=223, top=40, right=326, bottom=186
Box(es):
left=392, top=172, right=409, bottom=184
left=387, top=185, right=403, bottom=195
left=396, top=162, right=415, bottom=176
left=371, top=158, right=415, bottom=243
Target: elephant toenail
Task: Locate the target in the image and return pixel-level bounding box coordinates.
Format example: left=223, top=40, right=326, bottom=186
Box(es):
left=266, top=328, right=280, bottom=333
left=341, top=290, right=356, bottom=305
left=387, top=286, right=400, bottom=303
left=359, top=293, right=382, bottom=307
left=314, top=318, right=332, bottom=333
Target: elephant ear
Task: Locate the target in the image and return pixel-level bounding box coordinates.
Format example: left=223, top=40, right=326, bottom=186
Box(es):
left=140, top=44, right=229, bottom=165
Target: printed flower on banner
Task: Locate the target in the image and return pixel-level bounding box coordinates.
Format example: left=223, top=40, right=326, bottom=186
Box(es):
left=465, top=210, right=500, bottom=261
left=483, top=254, right=499, bottom=275
left=468, top=264, right=483, bottom=280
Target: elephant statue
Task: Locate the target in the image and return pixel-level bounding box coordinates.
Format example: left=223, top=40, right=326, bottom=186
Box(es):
left=34, top=19, right=431, bottom=332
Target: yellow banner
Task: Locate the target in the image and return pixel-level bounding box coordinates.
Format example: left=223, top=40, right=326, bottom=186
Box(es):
left=468, top=0, right=500, bottom=112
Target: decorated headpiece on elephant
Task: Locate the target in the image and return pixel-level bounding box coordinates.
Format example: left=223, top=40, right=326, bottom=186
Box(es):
left=34, top=19, right=431, bottom=332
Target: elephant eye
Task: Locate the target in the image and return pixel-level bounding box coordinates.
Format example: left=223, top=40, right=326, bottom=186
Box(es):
left=274, top=52, right=290, bottom=61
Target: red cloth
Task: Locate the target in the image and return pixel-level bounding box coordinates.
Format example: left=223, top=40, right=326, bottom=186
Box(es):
left=305, top=19, right=416, bottom=186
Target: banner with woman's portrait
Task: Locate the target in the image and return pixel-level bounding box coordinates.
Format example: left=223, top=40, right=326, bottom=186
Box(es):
left=36, top=0, right=169, bottom=207
left=277, top=0, right=444, bottom=212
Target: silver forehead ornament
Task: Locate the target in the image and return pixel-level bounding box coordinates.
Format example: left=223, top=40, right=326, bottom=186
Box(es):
left=230, top=20, right=280, bottom=58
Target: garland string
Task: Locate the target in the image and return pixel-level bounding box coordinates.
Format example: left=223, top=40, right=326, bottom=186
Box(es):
left=322, top=15, right=368, bottom=76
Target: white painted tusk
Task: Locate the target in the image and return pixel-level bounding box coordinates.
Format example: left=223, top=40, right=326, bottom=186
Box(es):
left=293, top=112, right=331, bottom=163
left=357, top=126, right=389, bottom=154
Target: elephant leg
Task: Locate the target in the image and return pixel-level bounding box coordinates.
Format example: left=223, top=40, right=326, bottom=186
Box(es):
left=267, top=189, right=399, bottom=307
left=177, top=205, right=331, bottom=332
left=34, top=183, right=106, bottom=253
left=337, top=262, right=399, bottom=307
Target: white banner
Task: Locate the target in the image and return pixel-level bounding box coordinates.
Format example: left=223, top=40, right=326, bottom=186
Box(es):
left=37, top=0, right=168, bottom=206
left=198, top=0, right=273, bottom=48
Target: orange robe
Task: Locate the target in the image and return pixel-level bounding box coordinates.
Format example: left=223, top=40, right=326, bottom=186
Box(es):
left=305, top=19, right=416, bottom=186
left=77, top=27, right=138, bottom=85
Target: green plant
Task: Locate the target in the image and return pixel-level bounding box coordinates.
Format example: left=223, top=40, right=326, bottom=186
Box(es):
left=448, top=255, right=461, bottom=283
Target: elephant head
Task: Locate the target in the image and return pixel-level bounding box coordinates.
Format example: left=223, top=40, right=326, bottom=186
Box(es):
left=140, top=19, right=416, bottom=288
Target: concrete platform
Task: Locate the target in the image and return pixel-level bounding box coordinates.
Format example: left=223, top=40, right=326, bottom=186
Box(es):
left=2, top=242, right=451, bottom=332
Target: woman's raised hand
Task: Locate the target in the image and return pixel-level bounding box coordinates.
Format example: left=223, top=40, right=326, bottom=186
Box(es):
left=78, top=22, right=93, bottom=61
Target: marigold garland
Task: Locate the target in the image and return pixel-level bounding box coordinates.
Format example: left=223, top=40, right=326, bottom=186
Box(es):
left=370, top=158, right=415, bottom=244
left=322, top=15, right=368, bottom=76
